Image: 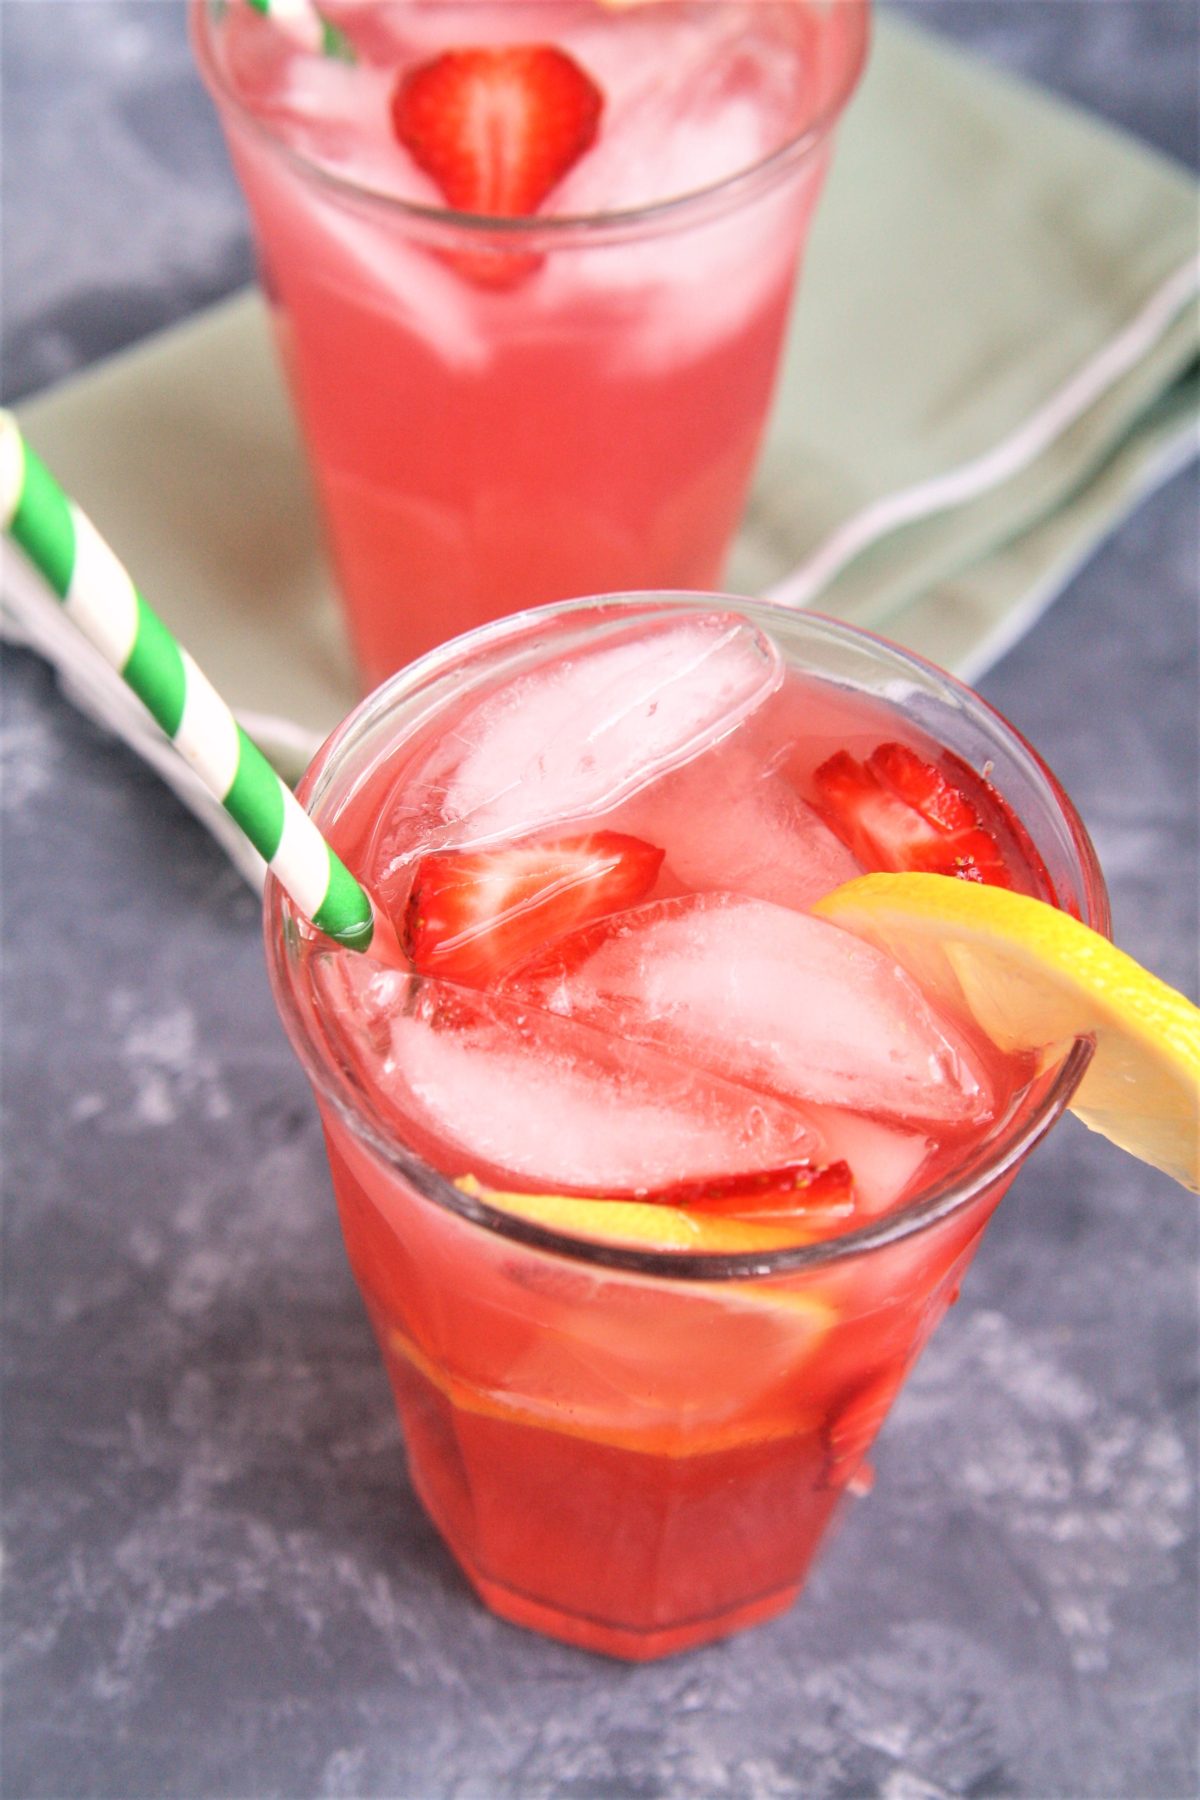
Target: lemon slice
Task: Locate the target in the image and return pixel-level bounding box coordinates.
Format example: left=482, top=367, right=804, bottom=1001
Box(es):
left=456, top=1175, right=819, bottom=1254
left=813, top=873, right=1200, bottom=1190
left=455, top=1178, right=836, bottom=1348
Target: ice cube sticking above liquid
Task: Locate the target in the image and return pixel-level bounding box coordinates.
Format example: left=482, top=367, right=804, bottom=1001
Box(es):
left=511, top=894, right=993, bottom=1127
left=315, top=953, right=821, bottom=1195
left=407, top=613, right=783, bottom=853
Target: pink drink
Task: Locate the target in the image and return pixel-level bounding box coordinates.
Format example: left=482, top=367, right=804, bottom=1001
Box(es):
left=192, top=2, right=869, bottom=686
left=266, top=597, right=1107, bottom=1659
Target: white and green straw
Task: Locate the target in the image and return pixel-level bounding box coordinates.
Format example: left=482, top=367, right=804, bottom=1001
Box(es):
left=243, top=0, right=356, bottom=61
left=0, top=411, right=375, bottom=952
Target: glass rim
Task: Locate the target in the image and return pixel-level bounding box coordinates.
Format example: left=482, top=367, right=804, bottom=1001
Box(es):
left=264, top=592, right=1109, bottom=1285
left=191, top=0, right=871, bottom=244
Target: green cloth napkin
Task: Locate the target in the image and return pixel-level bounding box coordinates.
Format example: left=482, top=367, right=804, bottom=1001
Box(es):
left=7, top=9, right=1198, bottom=802
left=730, top=13, right=1199, bottom=679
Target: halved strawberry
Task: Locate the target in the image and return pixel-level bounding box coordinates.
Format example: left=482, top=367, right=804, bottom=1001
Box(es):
left=635, top=1159, right=856, bottom=1227
left=813, top=742, right=1013, bottom=887
left=391, top=45, right=603, bottom=285
left=404, top=831, right=663, bottom=987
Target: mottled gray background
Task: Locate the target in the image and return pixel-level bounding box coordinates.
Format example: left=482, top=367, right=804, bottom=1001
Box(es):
left=2, top=4, right=1198, bottom=1798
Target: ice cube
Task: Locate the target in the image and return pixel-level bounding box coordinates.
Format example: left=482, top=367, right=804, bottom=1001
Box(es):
left=308, top=949, right=412, bottom=1096
left=406, top=612, right=783, bottom=853
left=244, top=139, right=491, bottom=371
left=318, top=205, right=491, bottom=370
left=617, top=743, right=862, bottom=912
left=802, top=1106, right=933, bottom=1218
left=511, top=893, right=993, bottom=1126
left=314, top=956, right=821, bottom=1194
left=536, top=1, right=826, bottom=367
left=551, top=2, right=815, bottom=215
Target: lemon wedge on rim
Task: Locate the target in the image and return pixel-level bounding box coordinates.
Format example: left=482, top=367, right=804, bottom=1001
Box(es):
left=812, top=872, right=1200, bottom=1191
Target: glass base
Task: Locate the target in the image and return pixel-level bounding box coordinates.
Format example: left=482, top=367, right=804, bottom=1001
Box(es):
left=406, top=1446, right=808, bottom=1659
left=460, top=1559, right=800, bottom=1662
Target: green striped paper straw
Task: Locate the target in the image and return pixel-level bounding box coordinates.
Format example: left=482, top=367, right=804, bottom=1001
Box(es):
left=244, top=0, right=356, bottom=61
left=0, top=411, right=375, bottom=952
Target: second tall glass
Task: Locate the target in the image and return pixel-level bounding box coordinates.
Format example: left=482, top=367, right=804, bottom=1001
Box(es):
left=192, top=1, right=869, bottom=686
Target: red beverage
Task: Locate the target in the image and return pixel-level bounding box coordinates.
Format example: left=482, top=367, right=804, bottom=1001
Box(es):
left=266, top=596, right=1106, bottom=1658
left=192, top=2, right=868, bottom=686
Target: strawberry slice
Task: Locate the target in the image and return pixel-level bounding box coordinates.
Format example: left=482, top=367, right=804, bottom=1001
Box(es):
left=813, top=742, right=1013, bottom=887
left=635, top=1159, right=856, bottom=1227
left=868, top=741, right=980, bottom=833
left=391, top=45, right=603, bottom=285
left=404, top=832, right=663, bottom=987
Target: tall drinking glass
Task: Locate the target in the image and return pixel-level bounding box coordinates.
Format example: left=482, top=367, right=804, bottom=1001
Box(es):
left=192, top=2, right=869, bottom=687
left=264, top=595, right=1107, bottom=1660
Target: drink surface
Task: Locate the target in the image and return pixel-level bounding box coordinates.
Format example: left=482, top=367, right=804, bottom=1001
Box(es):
left=205, top=1, right=820, bottom=215
left=311, top=609, right=1047, bottom=1231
